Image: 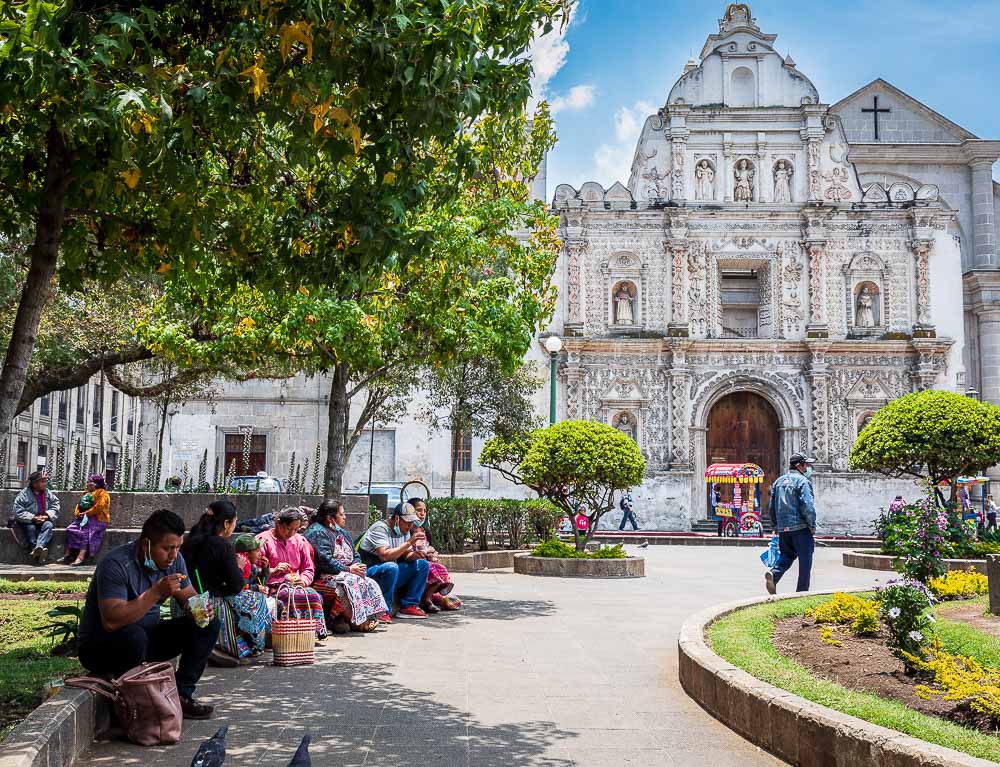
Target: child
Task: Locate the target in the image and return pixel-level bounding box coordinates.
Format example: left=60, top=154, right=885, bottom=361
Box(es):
left=234, top=534, right=269, bottom=592
left=574, top=503, right=590, bottom=538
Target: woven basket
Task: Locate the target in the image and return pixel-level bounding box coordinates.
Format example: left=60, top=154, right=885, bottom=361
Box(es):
left=272, top=586, right=316, bottom=667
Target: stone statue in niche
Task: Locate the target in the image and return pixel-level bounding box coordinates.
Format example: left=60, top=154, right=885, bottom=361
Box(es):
left=773, top=160, right=793, bottom=203
left=695, top=160, right=715, bottom=200
left=734, top=159, right=754, bottom=202
left=615, top=413, right=636, bottom=441
left=855, top=285, right=876, bottom=328
left=614, top=283, right=636, bottom=325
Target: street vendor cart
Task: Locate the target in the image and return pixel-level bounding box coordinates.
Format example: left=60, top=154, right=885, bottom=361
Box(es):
left=706, top=463, right=765, bottom=537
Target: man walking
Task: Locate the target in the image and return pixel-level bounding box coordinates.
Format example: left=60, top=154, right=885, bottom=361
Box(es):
left=765, top=452, right=817, bottom=594
left=618, top=489, right=638, bottom=531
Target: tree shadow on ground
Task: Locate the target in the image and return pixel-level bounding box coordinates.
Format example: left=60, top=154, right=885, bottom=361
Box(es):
left=411, top=594, right=557, bottom=630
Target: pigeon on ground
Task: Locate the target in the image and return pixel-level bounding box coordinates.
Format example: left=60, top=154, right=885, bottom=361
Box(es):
left=190, top=725, right=228, bottom=767
left=287, top=734, right=312, bottom=767
left=638, top=540, right=649, bottom=549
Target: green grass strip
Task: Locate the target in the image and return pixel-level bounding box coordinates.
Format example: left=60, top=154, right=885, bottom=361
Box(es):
left=707, top=594, right=1000, bottom=762
left=0, top=579, right=89, bottom=595
left=935, top=597, right=1000, bottom=668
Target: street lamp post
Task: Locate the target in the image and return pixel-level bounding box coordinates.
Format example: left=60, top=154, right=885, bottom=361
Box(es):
left=544, top=335, right=562, bottom=425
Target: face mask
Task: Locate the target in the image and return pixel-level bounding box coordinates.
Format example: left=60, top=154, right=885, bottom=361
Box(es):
left=804, top=466, right=814, bottom=479
left=392, top=524, right=401, bottom=536
left=143, top=541, right=158, bottom=572
left=413, top=518, right=425, bottom=528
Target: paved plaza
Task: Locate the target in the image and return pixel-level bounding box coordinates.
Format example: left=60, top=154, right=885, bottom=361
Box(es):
left=79, top=546, right=883, bottom=767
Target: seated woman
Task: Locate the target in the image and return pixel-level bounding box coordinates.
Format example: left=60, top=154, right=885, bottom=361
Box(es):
left=234, top=534, right=270, bottom=593
left=63, top=474, right=111, bottom=566
left=305, top=499, right=390, bottom=632
left=409, top=498, right=461, bottom=612
left=256, top=506, right=328, bottom=639
left=181, top=501, right=271, bottom=666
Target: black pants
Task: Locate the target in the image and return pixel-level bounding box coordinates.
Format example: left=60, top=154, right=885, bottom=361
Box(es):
left=78, top=615, right=219, bottom=698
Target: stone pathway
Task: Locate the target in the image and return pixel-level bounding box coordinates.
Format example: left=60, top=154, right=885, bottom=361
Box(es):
left=77, top=546, right=883, bottom=766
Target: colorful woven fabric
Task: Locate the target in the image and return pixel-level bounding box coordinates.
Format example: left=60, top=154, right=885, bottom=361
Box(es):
left=275, top=583, right=327, bottom=638
left=211, top=590, right=271, bottom=659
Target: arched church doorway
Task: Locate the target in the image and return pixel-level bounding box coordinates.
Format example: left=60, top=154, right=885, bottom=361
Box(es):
left=706, top=391, right=781, bottom=517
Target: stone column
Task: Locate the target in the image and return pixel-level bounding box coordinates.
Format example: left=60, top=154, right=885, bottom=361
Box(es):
left=970, top=159, right=998, bottom=268
left=722, top=134, right=734, bottom=202
left=565, top=241, right=585, bottom=330
left=989, top=555, right=1000, bottom=616
left=806, top=342, right=831, bottom=468
left=668, top=104, right=690, bottom=203
left=978, top=307, right=1000, bottom=405
left=668, top=340, right=692, bottom=470
left=668, top=242, right=689, bottom=336
left=805, top=241, right=828, bottom=338
left=909, top=238, right=935, bottom=336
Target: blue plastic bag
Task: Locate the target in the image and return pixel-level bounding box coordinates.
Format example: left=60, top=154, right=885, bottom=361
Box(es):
left=760, top=535, right=779, bottom=569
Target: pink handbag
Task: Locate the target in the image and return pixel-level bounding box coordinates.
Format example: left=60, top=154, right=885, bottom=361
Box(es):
left=67, top=662, right=182, bottom=745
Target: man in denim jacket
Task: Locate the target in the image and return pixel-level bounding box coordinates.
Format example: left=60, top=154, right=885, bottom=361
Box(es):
left=765, top=453, right=816, bottom=594
left=10, top=471, right=60, bottom=564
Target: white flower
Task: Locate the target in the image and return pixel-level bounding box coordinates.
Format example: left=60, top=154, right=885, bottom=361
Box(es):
left=908, top=630, right=924, bottom=643
left=887, top=607, right=901, bottom=619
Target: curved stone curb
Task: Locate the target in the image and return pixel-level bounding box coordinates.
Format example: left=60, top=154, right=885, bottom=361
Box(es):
left=513, top=553, right=644, bottom=578
left=678, top=590, right=996, bottom=767
left=0, top=687, right=107, bottom=767
left=434, top=550, right=530, bottom=573
left=843, top=550, right=988, bottom=575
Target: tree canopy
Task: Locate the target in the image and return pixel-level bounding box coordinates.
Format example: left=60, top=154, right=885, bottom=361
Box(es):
left=0, top=0, right=572, bottom=440
left=481, top=420, right=647, bottom=551
left=849, top=390, right=1000, bottom=499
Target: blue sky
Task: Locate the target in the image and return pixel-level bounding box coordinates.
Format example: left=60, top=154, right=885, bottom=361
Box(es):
left=531, top=1, right=1000, bottom=191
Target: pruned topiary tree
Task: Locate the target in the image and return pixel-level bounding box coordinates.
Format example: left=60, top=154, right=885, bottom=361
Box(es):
left=481, top=420, right=646, bottom=551
left=849, top=390, right=1000, bottom=505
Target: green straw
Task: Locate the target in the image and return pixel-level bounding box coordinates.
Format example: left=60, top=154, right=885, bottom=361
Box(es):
left=194, top=568, right=204, bottom=594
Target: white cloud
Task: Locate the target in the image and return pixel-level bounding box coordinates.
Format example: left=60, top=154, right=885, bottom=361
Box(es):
left=526, top=2, right=580, bottom=110
left=550, top=84, right=596, bottom=114
left=592, top=100, right=656, bottom=185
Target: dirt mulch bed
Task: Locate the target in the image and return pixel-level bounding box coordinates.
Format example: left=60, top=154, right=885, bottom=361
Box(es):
left=774, top=618, right=998, bottom=735
left=937, top=602, right=1000, bottom=637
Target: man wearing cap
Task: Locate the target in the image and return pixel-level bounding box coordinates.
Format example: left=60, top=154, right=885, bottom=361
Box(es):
left=358, top=503, right=430, bottom=619
left=765, top=452, right=817, bottom=594
left=10, top=470, right=60, bottom=564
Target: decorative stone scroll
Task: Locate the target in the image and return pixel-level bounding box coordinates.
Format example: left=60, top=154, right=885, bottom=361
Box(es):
left=910, top=239, right=933, bottom=327
left=566, top=242, right=585, bottom=325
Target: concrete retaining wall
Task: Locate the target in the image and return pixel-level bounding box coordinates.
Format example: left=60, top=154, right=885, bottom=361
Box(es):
left=678, top=592, right=996, bottom=767
left=842, top=550, right=988, bottom=575
left=988, top=555, right=1000, bottom=616
left=434, top=550, right=528, bottom=573
left=513, top=553, right=644, bottom=578
left=0, top=686, right=107, bottom=767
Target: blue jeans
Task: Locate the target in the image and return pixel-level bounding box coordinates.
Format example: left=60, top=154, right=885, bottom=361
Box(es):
left=770, top=528, right=814, bottom=592
left=367, top=559, right=430, bottom=608
left=618, top=510, right=638, bottom=531
left=21, top=520, right=54, bottom=550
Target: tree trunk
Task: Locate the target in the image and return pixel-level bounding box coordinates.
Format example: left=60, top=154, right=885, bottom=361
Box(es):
left=156, top=400, right=169, bottom=477
left=0, top=126, right=72, bottom=439
left=98, top=364, right=106, bottom=473
left=324, top=363, right=351, bottom=495
left=449, top=423, right=459, bottom=498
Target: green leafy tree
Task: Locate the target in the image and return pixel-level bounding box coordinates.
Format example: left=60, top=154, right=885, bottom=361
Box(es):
left=420, top=360, right=541, bottom=497
left=0, top=0, right=571, bottom=441
left=849, top=390, right=1000, bottom=505
left=481, top=420, right=647, bottom=552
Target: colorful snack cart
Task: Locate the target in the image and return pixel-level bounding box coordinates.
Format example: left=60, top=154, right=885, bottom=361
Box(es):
left=706, top=463, right=765, bottom=537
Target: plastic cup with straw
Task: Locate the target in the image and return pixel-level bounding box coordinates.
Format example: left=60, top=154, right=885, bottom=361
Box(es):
left=188, top=569, right=211, bottom=628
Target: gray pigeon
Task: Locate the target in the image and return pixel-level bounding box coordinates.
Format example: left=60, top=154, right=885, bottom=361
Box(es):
left=191, top=725, right=228, bottom=767
left=287, top=734, right=311, bottom=767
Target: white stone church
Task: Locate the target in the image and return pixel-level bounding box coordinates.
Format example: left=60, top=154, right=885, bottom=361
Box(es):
left=148, top=4, right=1000, bottom=534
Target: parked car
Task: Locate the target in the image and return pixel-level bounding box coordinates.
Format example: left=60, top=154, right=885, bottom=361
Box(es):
left=351, top=482, right=405, bottom=507
left=228, top=473, right=285, bottom=493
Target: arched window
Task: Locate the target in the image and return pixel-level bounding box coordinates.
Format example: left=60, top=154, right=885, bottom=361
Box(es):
left=730, top=66, right=755, bottom=107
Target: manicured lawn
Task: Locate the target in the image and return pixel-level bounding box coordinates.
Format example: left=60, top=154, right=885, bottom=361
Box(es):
left=935, top=597, right=1000, bottom=667
left=0, top=599, right=82, bottom=740
left=707, top=594, right=1000, bottom=763
left=0, top=579, right=88, bottom=596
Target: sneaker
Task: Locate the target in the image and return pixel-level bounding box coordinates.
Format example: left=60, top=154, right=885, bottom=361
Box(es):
left=31, top=545, right=44, bottom=561
left=396, top=606, right=428, bottom=619
left=422, top=603, right=441, bottom=614
left=765, top=570, right=776, bottom=596
left=377, top=614, right=392, bottom=624
left=208, top=648, right=239, bottom=668
left=180, top=696, right=214, bottom=720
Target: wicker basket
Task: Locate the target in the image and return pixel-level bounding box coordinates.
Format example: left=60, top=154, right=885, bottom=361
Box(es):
left=272, top=586, right=316, bottom=667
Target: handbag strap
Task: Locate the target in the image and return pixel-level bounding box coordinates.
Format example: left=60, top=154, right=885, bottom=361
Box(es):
left=279, top=584, right=311, bottom=620
left=65, top=676, right=118, bottom=702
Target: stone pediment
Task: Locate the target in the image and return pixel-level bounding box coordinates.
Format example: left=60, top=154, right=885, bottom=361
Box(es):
left=601, top=378, right=648, bottom=404
left=844, top=376, right=892, bottom=404
left=831, top=79, right=977, bottom=144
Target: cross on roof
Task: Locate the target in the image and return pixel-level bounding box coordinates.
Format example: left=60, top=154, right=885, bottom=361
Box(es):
left=861, top=95, right=891, bottom=141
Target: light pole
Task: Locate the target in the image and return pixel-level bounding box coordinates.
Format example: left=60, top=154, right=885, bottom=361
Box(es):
left=544, top=335, right=562, bottom=425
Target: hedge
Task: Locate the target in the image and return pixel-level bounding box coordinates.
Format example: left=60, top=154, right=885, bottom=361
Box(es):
left=425, top=497, right=562, bottom=553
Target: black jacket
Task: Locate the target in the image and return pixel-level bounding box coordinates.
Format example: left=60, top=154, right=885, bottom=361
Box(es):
left=180, top=534, right=246, bottom=597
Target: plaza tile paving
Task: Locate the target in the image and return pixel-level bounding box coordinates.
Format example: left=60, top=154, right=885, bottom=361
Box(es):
left=77, top=545, right=883, bottom=766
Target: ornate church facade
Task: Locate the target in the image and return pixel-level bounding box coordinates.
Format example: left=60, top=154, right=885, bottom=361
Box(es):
left=551, top=4, right=1000, bottom=532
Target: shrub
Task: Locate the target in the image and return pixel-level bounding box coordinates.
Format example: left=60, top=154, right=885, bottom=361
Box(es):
left=425, top=498, right=472, bottom=554
left=425, top=497, right=560, bottom=553
left=974, top=541, right=1000, bottom=557
left=805, top=593, right=880, bottom=636
left=530, top=538, right=626, bottom=559
left=876, top=579, right=936, bottom=671
left=928, top=569, right=989, bottom=600
left=524, top=499, right=562, bottom=542
left=896, top=496, right=956, bottom=583
left=910, top=640, right=1000, bottom=725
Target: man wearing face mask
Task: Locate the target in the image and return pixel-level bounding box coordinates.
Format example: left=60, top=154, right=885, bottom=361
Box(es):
left=77, top=509, right=219, bottom=719
left=765, top=452, right=817, bottom=595
left=358, top=503, right=430, bottom=619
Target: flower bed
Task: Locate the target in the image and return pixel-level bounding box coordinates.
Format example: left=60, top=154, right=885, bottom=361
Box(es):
left=706, top=592, right=1000, bottom=762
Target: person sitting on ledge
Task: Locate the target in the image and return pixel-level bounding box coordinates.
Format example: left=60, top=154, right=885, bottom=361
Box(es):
left=305, top=499, right=390, bottom=632
left=10, top=470, right=60, bottom=565
left=408, top=498, right=461, bottom=612
left=256, top=506, right=328, bottom=639
left=77, top=509, right=218, bottom=720
left=358, top=503, right=430, bottom=619
left=63, top=474, right=111, bottom=566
